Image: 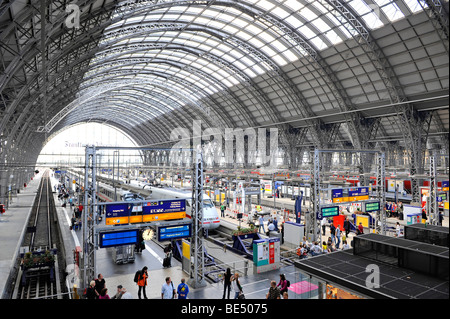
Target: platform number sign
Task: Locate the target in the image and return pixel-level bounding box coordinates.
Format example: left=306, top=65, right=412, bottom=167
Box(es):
left=317, top=206, right=339, bottom=220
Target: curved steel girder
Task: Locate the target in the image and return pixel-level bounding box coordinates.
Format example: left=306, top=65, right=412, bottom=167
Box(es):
left=59, top=107, right=158, bottom=142
left=81, top=56, right=259, bottom=125
left=0, top=0, right=117, bottom=93
left=66, top=68, right=238, bottom=128
left=68, top=88, right=216, bottom=145
left=71, top=93, right=191, bottom=142
left=59, top=105, right=180, bottom=147
left=1, top=1, right=336, bottom=150
left=45, top=69, right=223, bottom=132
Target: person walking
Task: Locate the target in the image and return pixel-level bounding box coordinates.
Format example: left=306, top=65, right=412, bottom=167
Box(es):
left=266, top=280, right=281, bottom=299
left=220, top=204, right=225, bottom=218
left=330, top=223, right=336, bottom=245
left=231, top=273, right=243, bottom=299
left=137, top=266, right=148, bottom=299
left=161, top=277, right=176, bottom=299
left=343, top=218, right=350, bottom=237
left=222, top=268, right=232, bottom=299
left=177, top=278, right=189, bottom=299
left=335, top=224, right=341, bottom=249
left=321, top=217, right=327, bottom=236
left=258, top=215, right=265, bottom=234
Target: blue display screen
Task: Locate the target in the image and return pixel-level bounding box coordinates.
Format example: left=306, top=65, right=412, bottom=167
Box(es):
left=143, top=199, right=186, bottom=215
left=348, top=187, right=369, bottom=197
left=158, top=224, right=191, bottom=241
left=105, top=203, right=130, bottom=218
left=99, top=229, right=139, bottom=248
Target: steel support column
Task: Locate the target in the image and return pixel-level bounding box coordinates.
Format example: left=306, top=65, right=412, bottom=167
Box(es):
left=188, top=151, right=206, bottom=288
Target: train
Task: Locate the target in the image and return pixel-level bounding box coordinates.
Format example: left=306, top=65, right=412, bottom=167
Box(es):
left=142, top=185, right=220, bottom=230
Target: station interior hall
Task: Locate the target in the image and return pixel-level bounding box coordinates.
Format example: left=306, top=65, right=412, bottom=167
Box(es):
left=0, top=0, right=449, bottom=301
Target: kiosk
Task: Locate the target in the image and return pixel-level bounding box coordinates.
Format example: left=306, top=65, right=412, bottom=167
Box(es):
left=252, top=237, right=281, bottom=274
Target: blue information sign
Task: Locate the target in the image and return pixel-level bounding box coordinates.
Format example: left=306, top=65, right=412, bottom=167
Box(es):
left=158, top=224, right=191, bottom=241
left=332, top=189, right=343, bottom=199
left=348, top=187, right=369, bottom=197
left=105, top=203, right=130, bottom=218
left=99, top=229, right=139, bottom=248
left=143, top=199, right=186, bottom=215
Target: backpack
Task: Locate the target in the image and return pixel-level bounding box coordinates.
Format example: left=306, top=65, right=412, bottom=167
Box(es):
left=133, top=270, right=141, bottom=283
left=286, top=280, right=290, bottom=287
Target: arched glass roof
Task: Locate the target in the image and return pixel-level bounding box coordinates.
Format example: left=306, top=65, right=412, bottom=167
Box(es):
left=0, top=0, right=448, bottom=168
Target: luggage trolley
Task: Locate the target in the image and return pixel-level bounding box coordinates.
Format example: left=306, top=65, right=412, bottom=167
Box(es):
left=112, top=245, right=135, bottom=264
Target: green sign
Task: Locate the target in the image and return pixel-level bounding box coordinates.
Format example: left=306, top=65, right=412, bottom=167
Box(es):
left=364, top=201, right=380, bottom=212
left=320, top=206, right=339, bottom=218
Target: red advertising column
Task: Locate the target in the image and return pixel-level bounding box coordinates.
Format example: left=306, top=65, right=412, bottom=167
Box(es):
left=269, top=242, right=275, bottom=264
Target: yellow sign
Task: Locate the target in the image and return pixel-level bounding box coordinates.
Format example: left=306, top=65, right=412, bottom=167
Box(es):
left=356, top=215, right=369, bottom=228
left=105, top=217, right=129, bottom=225
left=182, top=240, right=190, bottom=259
left=445, top=202, right=449, bottom=210
left=142, top=212, right=186, bottom=222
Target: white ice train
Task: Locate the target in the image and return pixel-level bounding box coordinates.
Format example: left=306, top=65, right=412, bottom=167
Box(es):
left=143, top=185, right=221, bottom=230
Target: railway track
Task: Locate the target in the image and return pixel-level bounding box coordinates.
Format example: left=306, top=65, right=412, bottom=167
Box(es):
left=13, top=170, right=63, bottom=299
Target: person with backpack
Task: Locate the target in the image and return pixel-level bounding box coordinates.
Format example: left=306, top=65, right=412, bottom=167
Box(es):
left=276, top=274, right=289, bottom=297
left=232, top=273, right=243, bottom=299
left=177, top=278, right=189, bottom=299
left=135, top=266, right=148, bottom=299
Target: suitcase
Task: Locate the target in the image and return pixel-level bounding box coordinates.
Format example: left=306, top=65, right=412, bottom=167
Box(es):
left=163, top=257, right=170, bottom=268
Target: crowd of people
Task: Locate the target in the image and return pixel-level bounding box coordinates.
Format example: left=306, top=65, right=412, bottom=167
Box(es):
left=81, top=272, right=190, bottom=300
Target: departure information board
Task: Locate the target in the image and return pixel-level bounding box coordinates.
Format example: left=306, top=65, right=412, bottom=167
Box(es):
left=364, top=201, right=381, bottom=212
left=318, top=206, right=339, bottom=219
left=105, top=199, right=186, bottom=225
left=158, top=224, right=191, bottom=241
left=99, top=229, right=139, bottom=248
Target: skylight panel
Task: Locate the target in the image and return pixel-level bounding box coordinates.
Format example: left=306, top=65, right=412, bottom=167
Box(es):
left=272, top=6, right=290, bottom=19
left=380, top=2, right=405, bottom=21
left=271, top=54, right=288, bottom=66
left=284, top=0, right=304, bottom=11
left=255, top=0, right=276, bottom=11
left=298, top=25, right=316, bottom=39
left=309, top=36, right=328, bottom=50
left=299, top=7, right=318, bottom=20
left=285, top=15, right=303, bottom=28
left=323, top=29, right=342, bottom=44
left=282, top=49, right=298, bottom=63
left=404, top=0, right=427, bottom=13
left=248, top=37, right=265, bottom=49
left=360, top=11, right=384, bottom=29
left=310, top=18, right=331, bottom=33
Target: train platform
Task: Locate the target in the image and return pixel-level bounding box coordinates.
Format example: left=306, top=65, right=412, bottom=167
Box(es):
left=0, top=172, right=42, bottom=298
left=1, top=173, right=447, bottom=300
